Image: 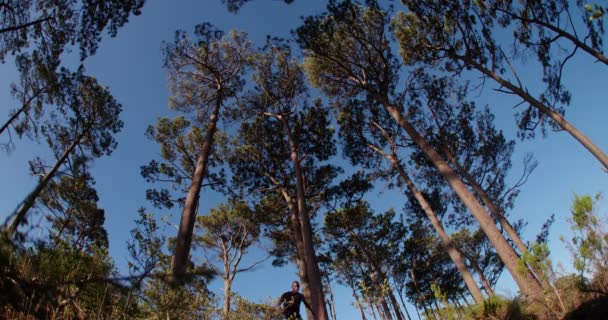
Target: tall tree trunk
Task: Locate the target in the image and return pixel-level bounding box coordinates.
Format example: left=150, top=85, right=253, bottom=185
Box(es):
left=7, top=129, right=87, bottom=236
left=442, top=147, right=529, bottom=256
left=171, top=95, right=222, bottom=284
left=381, top=99, right=544, bottom=299
left=463, top=57, right=608, bottom=171
left=441, top=102, right=551, bottom=293
left=223, top=278, right=231, bottom=318
left=376, top=299, right=391, bottom=320
left=369, top=143, right=485, bottom=303
left=282, top=189, right=315, bottom=320
left=281, top=116, right=328, bottom=320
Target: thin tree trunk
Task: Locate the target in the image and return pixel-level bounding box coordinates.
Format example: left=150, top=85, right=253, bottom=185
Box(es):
left=7, top=128, right=87, bottom=236
left=388, top=290, right=405, bottom=320
left=464, top=57, right=608, bottom=171
left=397, top=289, right=413, bottom=320
left=123, top=287, right=134, bottom=319
left=96, top=282, right=109, bottom=320
left=381, top=99, right=544, bottom=300
left=370, top=303, right=379, bottom=320
left=281, top=116, right=328, bottom=320
left=171, top=94, right=222, bottom=284
left=351, top=284, right=367, bottom=320
left=348, top=232, right=397, bottom=320
left=0, top=87, right=48, bottom=137
left=410, top=269, right=428, bottom=320
left=1, top=104, right=27, bottom=137
left=324, top=279, right=337, bottom=320
left=371, top=143, right=484, bottom=303
left=469, top=258, right=494, bottom=296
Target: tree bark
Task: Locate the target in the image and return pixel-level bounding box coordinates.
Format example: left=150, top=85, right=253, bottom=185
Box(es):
left=223, top=278, right=231, bottom=318
left=381, top=98, right=544, bottom=299
left=171, top=94, right=222, bottom=284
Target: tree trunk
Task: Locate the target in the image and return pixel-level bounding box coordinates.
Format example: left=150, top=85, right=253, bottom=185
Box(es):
left=324, top=279, right=337, bottom=320
left=281, top=116, right=328, bottom=320
left=347, top=227, right=399, bottom=320
left=0, top=87, right=48, bottom=137
left=409, top=269, right=429, bottom=320
left=373, top=144, right=484, bottom=303
left=382, top=99, right=544, bottom=300
left=370, top=303, right=380, bottom=320
left=469, top=257, right=495, bottom=297
left=7, top=129, right=86, bottom=236
left=387, top=290, right=405, bottom=320
left=369, top=273, right=393, bottom=320
left=397, top=289, right=413, bottom=320
left=464, top=57, right=608, bottom=171
left=223, top=278, right=231, bottom=318
left=351, top=285, right=368, bottom=320
left=171, top=95, right=222, bottom=284
left=442, top=146, right=529, bottom=256
left=282, top=190, right=315, bottom=320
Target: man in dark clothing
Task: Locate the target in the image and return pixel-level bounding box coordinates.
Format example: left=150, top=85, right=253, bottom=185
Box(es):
left=278, top=281, right=315, bottom=320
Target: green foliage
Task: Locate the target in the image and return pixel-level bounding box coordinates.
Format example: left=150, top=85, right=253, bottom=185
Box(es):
left=584, top=3, right=606, bottom=21
left=0, top=237, right=125, bottom=319
left=430, top=282, right=456, bottom=320
left=465, top=296, right=534, bottom=320
left=224, top=295, right=283, bottom=320
left=563, top=193, right=608, bottom=292
left=517, top=243, right=552, bottom=284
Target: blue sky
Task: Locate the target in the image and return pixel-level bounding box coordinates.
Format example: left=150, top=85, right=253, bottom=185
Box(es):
left=1, top=1, right=607, bottom=319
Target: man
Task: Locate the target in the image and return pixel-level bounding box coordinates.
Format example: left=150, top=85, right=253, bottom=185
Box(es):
left=278, top=281, right=316, bottom=320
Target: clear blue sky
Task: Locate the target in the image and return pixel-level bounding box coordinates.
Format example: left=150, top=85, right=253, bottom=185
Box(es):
left=1, top=1, right=607, bottom=319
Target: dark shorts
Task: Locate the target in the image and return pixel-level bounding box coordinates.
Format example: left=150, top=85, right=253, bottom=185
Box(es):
left=284, top=313, right=302, bottom=320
